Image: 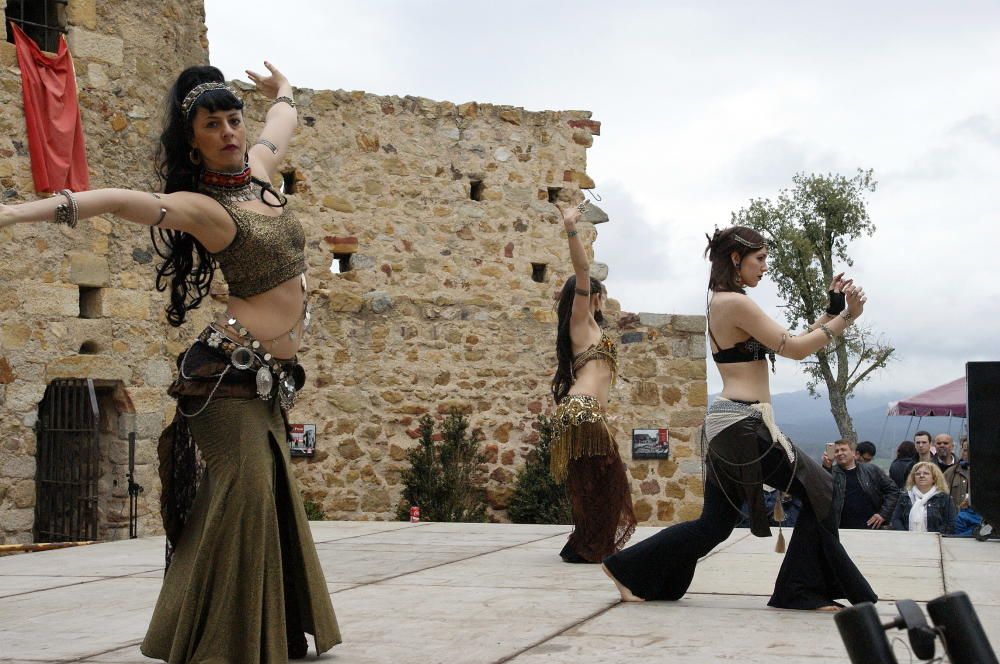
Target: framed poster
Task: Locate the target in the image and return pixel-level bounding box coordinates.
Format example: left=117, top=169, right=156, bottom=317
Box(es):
left=289, top=423, right=316, bottom=457
left=632, top=427, right=669, bottom=459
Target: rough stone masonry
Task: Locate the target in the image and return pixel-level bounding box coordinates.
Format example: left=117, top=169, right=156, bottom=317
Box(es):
left=0, top=0, right=707, bottom=545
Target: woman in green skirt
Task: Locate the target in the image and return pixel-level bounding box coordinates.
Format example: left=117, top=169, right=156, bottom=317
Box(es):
left=0, top=62, right=341, bottom=662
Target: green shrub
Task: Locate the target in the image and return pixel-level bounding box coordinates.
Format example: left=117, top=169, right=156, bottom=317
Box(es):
left=508, top=415, right=572, bottom=524
left=397, top=411, right=487, bottom=522
left=302, top=499, right=325, bottom=521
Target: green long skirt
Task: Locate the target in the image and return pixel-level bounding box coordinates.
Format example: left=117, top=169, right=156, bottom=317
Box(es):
left=141, top=397, right=341, bottom=663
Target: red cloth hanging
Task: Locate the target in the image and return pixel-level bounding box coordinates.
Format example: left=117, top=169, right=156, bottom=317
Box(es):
left=11, top=22, right=90, bottom=193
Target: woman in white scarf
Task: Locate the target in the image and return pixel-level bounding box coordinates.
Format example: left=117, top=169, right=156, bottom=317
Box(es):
left=892, top=461, right=956, bottom=534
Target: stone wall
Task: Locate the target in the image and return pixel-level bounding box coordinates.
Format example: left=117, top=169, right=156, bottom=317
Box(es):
left=0, top=0, right=209, bottom=543
left=0, top=0, right=708, bottom=544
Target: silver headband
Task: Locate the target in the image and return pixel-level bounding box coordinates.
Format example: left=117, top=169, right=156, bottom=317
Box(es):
left=181, top=82, right=238, bottom=117
left=731, top=233, right=765, bottom=250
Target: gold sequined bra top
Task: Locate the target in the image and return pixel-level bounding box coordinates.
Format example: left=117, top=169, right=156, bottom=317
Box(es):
left=211, top=203, right=307, bottom=298
left=571, top=331, right=619, bottom=386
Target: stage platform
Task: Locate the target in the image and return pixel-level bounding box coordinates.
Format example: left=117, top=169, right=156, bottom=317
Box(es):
left=1, top=522, right=997, bottom=663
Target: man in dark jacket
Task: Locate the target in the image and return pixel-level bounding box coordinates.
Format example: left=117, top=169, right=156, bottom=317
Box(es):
left=828, top=439, right=899, bottom=529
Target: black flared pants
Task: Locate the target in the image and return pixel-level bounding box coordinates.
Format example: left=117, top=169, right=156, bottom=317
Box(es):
left=603, top=425, right=877, bottom=609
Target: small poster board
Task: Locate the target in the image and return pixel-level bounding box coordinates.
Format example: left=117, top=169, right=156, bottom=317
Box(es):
left=289, top=423, right=316, bottom=457
left=632, top=427, right=670, bottom=459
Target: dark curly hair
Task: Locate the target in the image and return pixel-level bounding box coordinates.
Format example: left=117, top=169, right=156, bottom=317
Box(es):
left=151, top=65, right=244, bottom=327
left=703, top=225, right=767, bottom=293
left=551, top=275, right=605, bottom=403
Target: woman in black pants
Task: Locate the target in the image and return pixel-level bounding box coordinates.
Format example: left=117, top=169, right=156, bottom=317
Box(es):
left=602, top=226, right=877, bottom=610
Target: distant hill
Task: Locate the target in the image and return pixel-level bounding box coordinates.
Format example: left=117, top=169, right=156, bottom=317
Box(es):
left=708, top=390, right=966, bottom=463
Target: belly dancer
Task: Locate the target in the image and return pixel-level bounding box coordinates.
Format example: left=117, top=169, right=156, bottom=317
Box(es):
left=1, top=63, right=341, bottom=661
left=602, top=225, right=877, bottom=610
left=550, top=195, right=636, bottom=563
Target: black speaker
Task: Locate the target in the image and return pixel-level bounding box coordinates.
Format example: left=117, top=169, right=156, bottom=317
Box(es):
left=967, top=362, right=1000, bottom=525
left=927, top=592, right=999, bottom=664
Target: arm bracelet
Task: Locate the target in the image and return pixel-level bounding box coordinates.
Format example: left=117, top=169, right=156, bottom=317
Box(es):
left=574, top=288, right=591, bottom=297
left=839, top=310, right=854, bottom=324
left=53, top=189, right=78, bottom=229
left=818, top=323, right=835, bottom=342
left=273, top=95, right=296, bottom=108
left=567, top=229, right=579, bottom=238
left=256, top=138, right=278, bottom=154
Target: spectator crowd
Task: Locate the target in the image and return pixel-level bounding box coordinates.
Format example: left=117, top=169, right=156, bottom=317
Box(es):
left=812, top=430, right=979, bottom=536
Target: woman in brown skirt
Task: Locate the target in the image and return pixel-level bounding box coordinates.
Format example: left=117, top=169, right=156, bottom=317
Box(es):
left=1, top=63, right=340, bottom=661
left=549, top=195, right=636, bottom=563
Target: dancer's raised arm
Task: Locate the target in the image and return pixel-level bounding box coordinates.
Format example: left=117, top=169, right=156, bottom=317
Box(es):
left=246, top=61, right=297, bottom=180
left=556, top=194, right=597, bottom=334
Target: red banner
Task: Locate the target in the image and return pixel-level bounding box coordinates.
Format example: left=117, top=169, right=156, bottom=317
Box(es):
left=11, top=23, right=90, bottom=193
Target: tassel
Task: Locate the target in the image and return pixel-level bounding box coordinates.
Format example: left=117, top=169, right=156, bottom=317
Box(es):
left=773, top=496, right=785, bottom=524
left=775, top=527, right=786, bottom=554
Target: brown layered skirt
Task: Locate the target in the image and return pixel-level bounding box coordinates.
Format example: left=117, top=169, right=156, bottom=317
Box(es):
left=551, top=395, right=636, bottom=562
left=141, top=340, right=341, bottom=663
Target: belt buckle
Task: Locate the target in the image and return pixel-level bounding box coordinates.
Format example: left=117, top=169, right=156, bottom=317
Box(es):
left=230, top=346, right=255, bottom=370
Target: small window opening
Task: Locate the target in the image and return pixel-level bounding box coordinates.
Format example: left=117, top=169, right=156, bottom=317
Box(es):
left=330, top=254, right=352, bottom=274
left=470, top=180, right=484, bottom=201
left=79, top=340, right=102, bottom=355
left=531, top=263, right=548, bottom=283
left=79, top=287, right=101, bottom=319
left=547, top=187, right=562, bottom=204
left=281, top=170, right=297, bottom=195
left=5, top=0, right=66, bottom=53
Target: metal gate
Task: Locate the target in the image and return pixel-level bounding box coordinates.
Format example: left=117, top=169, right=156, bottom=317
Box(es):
left=34, top=378, right=100, bottom=542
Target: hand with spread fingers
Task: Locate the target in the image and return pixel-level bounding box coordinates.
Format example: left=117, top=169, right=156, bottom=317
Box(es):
left=556, top=190, right=588, bottom=229
left=245, top=61, right=289, bottom=100
left=845, top=283, right=867, bottom=319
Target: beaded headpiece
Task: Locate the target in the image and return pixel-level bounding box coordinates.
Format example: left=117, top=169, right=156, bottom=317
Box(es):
left=181, top=82, right=239, bottom=118
left=730, top=232, right=765, bottom=250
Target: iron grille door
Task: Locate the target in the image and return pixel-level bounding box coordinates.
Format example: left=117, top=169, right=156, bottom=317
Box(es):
left=34, top=378, right=100, bottom=542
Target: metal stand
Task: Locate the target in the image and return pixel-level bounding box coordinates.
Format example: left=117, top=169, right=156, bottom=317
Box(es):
left=126, top=432, right=144, bottom=539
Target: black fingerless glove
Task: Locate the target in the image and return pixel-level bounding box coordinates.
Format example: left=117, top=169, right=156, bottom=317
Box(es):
left=826, top=290, right=846, bottom=316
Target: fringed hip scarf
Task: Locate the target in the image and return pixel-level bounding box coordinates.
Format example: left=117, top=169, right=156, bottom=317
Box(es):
left=704, top=398, right=798, bottom=546
left=550, top=394, right=617, bottom=483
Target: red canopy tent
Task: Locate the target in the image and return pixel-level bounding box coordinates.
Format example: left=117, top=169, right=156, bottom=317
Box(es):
left=888, top=377, right=967, bottom=418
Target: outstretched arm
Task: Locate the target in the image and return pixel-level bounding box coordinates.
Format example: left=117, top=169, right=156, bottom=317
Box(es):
left=246, top=61, right=296, bottom=181
left=0, top=189, right=233, bottom=251
left=733, top=283, right=866, bottom=361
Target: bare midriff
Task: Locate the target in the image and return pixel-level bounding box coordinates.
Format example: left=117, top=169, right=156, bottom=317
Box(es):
left=716, top=357, right=772, bottom=404
left=220, top=273, right=307, bottom=360
left=567, top=361, right=614, bottom=411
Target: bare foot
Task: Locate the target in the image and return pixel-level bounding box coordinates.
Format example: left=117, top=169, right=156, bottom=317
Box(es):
left=602, top=563, right=644, bottom=602
left=814, top=605, right=842, bottom=612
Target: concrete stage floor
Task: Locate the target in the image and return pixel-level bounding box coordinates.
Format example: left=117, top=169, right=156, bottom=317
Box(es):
left=1, top=522, right=998, bottom=663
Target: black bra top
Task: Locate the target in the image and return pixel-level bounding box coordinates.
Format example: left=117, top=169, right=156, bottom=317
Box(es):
left=707, top=294, right=777, bottom=372
left=710, top=337, right=774, bottom=364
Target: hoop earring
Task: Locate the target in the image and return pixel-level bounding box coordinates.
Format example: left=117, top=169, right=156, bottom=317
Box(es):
left=735, top=261, right=743, bottom=287
left=189, top=148, right=202, bottom=165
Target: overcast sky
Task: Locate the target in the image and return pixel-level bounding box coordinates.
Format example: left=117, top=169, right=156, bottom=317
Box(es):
left=206, top=0, right=1000, bottom=398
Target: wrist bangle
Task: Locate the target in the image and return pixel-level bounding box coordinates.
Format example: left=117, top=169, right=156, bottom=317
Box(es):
left=273, top=95, right=296, bottom=108
left=840, top=311, right=854, bottom=324
left=567, top=229, right=578, bottom=238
